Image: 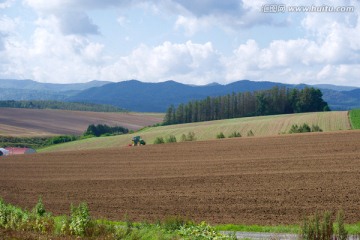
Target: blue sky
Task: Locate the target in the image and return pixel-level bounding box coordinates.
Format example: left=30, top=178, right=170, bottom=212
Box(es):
left=0, top=0, right=359, bottom=87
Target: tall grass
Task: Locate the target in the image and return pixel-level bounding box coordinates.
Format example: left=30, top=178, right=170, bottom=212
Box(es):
left=300, top=211, right=348, bottom=240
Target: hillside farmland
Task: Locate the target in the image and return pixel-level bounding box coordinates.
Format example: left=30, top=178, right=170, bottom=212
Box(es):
left=0, top=108, right=163, bottom=136
left=0, top=131, right=360, bottom=225
left=41, top=111, right=351, bottom=152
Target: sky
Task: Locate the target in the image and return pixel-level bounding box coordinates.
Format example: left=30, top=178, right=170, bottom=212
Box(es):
left=0, top=0, right=359, bottom=87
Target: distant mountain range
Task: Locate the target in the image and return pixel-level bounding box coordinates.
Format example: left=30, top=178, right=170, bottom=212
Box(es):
left=0, top=79, right=110, bottom=101
left=0, top=79, right=359, bottom=112
left=0, top=79, right=110, bottom=91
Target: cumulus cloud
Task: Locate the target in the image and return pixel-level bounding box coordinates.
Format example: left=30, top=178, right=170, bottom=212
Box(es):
left=58, top=11, right=99, bottom=36
left=23, top=0, right=136, bottom=11
left=24, top=0, right=277, bottom=36
left=24, top=0, right=103, bottom=36
left=0, top=15, right=19, bottom=51
left=1, top=0, right=360, bottom=87
left=0, top=0, right=14, bottom=9
left=101, top=41, right=224, bottom=85
left=1, top=17, right=106, bottom=83
left=175, top=15, right=212, bottom=36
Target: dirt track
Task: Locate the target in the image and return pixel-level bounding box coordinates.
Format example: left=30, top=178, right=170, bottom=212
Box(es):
left=0, top=131, right=360, bottom=225
left=0, top=108, right=163, bottom=136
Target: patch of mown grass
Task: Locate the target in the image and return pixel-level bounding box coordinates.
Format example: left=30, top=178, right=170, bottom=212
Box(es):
left=40, top=111, right=350, bottom=153
left=349, top=109, right=360, bottom=129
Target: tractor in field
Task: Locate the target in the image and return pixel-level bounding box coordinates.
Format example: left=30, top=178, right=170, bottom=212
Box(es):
left=131, top=136, right=146, bottom=146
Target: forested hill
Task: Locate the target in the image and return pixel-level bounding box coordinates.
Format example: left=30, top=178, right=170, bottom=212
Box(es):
left=1, top=79, right=358, bottom=112
left=0, top=100, right=126, bottom=112
left=68, top=80, right=359, bottom=112
left=163, top=86, right=329, bottom=125
left=68, top=80, right=290, bottom=112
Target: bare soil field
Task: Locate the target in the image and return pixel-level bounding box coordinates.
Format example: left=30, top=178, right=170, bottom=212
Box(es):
left=0, top=108, right=163, bottom=136
left=0, top=131, right=360, bottom=225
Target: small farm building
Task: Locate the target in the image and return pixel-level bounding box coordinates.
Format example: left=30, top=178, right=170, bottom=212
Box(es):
left=0, top=148, right=9, bottom=156
left=4, top=147, right=37, bottom=155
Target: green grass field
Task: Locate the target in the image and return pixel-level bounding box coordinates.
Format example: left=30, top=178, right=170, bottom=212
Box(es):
left=39, top=111, right=351, bottom=153
left=350, top=109, right=360, bottom=129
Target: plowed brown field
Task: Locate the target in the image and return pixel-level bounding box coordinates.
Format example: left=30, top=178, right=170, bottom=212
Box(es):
left=1, top=131, right=360, bottom=225
left=0, top=108, right=163, bottom=136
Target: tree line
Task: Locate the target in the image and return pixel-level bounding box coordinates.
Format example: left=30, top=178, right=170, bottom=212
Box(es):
left=163, top=87, right=330, bottom=125
left=84, top=124, right=129, bottom=137
left=0, top=100, right=125, bottom=112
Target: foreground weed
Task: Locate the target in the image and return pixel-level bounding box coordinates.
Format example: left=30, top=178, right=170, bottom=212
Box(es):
left=69, top=202, right=91, bottom=236
left=177, top=221, right=237, bottom=240
left=335, top=210, right=348, bottom=240
left=162, top=216, right=190, bottom=231
left=300, top=211, right=349, bottom=240
left=32, top=196, right=46, bottom=217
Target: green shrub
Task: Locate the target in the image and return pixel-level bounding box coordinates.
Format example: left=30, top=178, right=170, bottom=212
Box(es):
left=181, top=132, right=197, bottom=142
left=289, top=123, right=322, bottom=134
left=46, top=135, right=78, bottom=145
left=247, top=130, right=254, bottom=137
left=165, top=135, right=177, bottom=143
left=180, top=134, right=187, bottom=142
left=154, top=137, right=165, bottom=144
left=228, top=131, right=241, bottom=138
left=187, top=131, right=196, bottom=141
left=311, top=124, right=323, bottom=132
left=216, top=132, right=225, bottom=139
left=299, top=123, right=311, bottom=133
left=84, top=124, right=129, bottom=137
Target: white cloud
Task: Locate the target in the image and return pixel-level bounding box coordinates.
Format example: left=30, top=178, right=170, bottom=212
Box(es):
left=175, top=15, right=211, bottom=36
left=101, top=41, right=223, bottom=85
left=23, top=0, right=276, bottom=37
left=0, top=18, right=106, bottom=83
left=117, top=16, right=127, bottom=26
left=0, top=0, right=14, bottom=9
left=0, top=15, right=19, bottom=33
left=0, top=15, right=19, bottom=51
left=58, top=11, right=99, bottom=36
left=23, top=0, right=102, bottom=36
left=1, top=0, right=359, bottom=87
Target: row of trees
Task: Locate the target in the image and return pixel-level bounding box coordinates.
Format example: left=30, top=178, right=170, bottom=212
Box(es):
left=84, top=124, right=129, bottom=137
left=0, top=100, right=125, bottom=112
left=163, top=87, right=330, bottom=125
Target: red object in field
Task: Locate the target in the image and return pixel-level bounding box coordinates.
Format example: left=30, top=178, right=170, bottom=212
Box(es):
left=4, top=147, right=37, bottom=155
